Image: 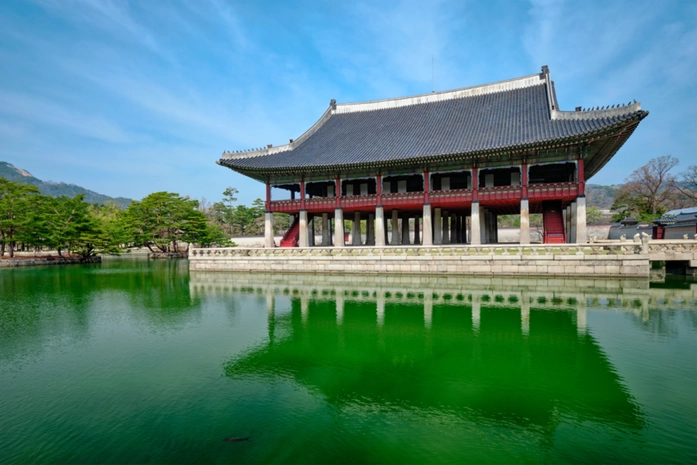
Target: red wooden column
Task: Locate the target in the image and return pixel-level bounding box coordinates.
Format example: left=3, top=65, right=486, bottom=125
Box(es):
left=578, top=158, right=585, bottom=196
left=521, top=163, right=528, bottom=199
left=335, top=177, right=341, bottom=208
left=265, top=182, right=271, bottom=211
left=300, top=178, right=306, bottom=210
left=423, top=170, right=430, bottom=204
left=376, top=174, right=383, bottom=206
left=471, top=168, right=479, bottom=202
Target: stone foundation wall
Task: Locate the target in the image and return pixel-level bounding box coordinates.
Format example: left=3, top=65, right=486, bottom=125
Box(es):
left=149, top=252, right=188, bottom=259
left=0, top=256, right=101, bottom=268
left=190, top=246, right=649, bottom=277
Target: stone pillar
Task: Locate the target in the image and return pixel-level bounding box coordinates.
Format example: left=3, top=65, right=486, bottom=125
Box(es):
left=464, top=215, right=469, bottom=244
left=570, top=201, right=577, bottom=244
left=491, top=212, right=498, bottom=244
left=391, top=210, right=400, bottom=245
left=576, top=196, right=587, bottom=244
left=520, top=199, right=530, bottom=245
left=329, top=218, right=334, bottom=245
left=480, top=207, right=488, bottom=244
left=352, top=212, right=361, bottom=246
left=462, top=215, right=468, bottom=243
left=264, top=212, right=275, bottom=248
left=321, top=213, right=330, bottom=246
left=366, top=213, right=375, bottom=245
left=308, top=216, right=315, bottom=246
left=471, top=202, right=481, bottom=245
left=564, top=206, right=571, bottom=243
left=422, top=204, right=433, bottom=246
left=334, top=208, right=345, bottom=247
left=298, top=210, right=309, bottom=247
left=401, top=213, right=410, bottom=245
left=456, top=215, right=463, bottom=243
left=414, top=215, right=421, bottom=245
left=434, top=207, right=442, bottom=245
left=375, top=206, right=385, bottom=247
left=450, top=213, right=457, bottom=244
left=442, top=210, right=450, bottom=244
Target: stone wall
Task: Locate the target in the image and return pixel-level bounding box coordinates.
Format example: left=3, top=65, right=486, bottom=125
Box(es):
left=0, top=256, right=101, bottom=268
left=190, top=245, right=649, bottom=277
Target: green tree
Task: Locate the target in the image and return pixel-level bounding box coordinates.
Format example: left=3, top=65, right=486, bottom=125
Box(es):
left=195, top=221, right=234, bottom=248
left=42, top=195, right=99, bottom=256
left=126, top=192, right=231, bottom=253
left=126, top=192, right=194, bottom=253
left=82, top=203, right=133, bottom=257
left=0, top=178, right=41, bottom=257
left=217, top=187, right=239, bottom=235
left=586, top=206, right=603, bottom=224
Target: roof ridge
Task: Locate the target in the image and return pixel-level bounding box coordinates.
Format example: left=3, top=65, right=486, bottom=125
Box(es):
left=335, top=72, right=545, bottom=115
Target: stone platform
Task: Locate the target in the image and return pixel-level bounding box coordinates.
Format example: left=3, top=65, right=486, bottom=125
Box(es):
left=190, top=243, right=651, bottom=278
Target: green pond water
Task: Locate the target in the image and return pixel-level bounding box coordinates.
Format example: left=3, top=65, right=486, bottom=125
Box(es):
left=1, top=258, right=696, bottom=464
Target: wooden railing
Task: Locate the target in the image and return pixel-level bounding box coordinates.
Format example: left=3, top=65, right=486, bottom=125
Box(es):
left=528, top=182, right=579, bottom=201
left=191, top=242, right=647, bottom=258
left=268, top=182, right=581, bottom=212
left=429, top=188, right=473, bottom=207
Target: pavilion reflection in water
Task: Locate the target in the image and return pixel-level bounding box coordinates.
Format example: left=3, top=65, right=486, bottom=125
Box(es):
left=190, top=273, right=658, bottom=432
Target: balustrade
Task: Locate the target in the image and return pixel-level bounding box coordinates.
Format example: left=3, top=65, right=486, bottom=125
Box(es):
left=528, top=182, right=579, bottom=201
left=190, top=242, right=646, bottom=258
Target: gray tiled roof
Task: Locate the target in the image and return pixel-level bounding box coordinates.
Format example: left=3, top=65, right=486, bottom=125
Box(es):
left=219, top=69, right=647, bottom=179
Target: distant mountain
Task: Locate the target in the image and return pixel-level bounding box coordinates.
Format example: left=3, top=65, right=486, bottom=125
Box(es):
left=586, top=184, right=620, bottom=210
left=0, top=161, right=132, bottom=208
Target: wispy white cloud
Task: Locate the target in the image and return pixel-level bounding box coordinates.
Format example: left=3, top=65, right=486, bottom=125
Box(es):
left=30, top=0, right=162, bottom=54
left=0, top=90, right=132, bottom=143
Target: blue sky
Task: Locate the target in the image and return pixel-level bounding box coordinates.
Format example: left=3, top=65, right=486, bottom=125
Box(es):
left=0, top=0, right=695, bottom=206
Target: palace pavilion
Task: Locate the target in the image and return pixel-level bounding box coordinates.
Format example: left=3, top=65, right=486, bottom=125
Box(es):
left=218, top=66, right=648, bottom=248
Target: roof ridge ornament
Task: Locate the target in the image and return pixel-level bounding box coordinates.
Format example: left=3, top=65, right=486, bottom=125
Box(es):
left=540, top=65, right=557, bottom=116
left=552, top=100, right=643, bottom=120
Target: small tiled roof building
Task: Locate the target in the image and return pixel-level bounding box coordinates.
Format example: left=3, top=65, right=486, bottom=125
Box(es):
left=219, top=66, right=648, bottom=248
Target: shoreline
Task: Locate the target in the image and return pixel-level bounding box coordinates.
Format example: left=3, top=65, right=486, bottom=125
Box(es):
left=0, top=256, right=102, bottom=268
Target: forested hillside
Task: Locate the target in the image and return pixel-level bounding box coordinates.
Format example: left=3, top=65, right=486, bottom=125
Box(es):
left=0, top=162, right=132, bottom=208
left=585, top=184, right=620, bottom=210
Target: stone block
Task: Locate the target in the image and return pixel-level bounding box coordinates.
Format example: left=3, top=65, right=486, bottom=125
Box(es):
left=502, top=265, right=519, bottom=274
